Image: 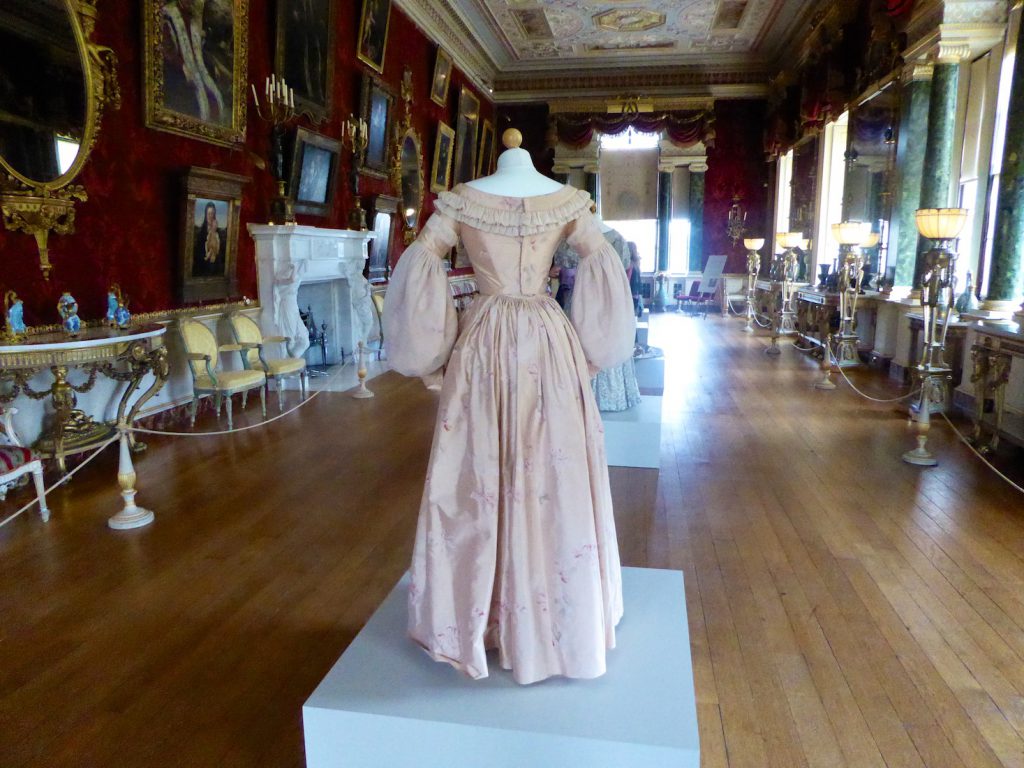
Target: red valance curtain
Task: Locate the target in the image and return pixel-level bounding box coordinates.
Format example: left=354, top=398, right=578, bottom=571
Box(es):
left=887, top=0, right=913, bottom=17
left=554, top=111, right=715, bottom=149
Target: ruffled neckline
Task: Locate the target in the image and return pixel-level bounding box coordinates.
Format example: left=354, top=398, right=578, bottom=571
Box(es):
left=434, top=183, right=593, bottom=237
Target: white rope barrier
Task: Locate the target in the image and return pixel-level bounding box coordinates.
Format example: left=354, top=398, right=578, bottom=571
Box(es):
left=127, top=359, right=355, bottom=438
left=0, top=434, right=119, bottom=530
left=940, top=412, right=1024, bottom=496
left=827, top=344, right=921, bottom=404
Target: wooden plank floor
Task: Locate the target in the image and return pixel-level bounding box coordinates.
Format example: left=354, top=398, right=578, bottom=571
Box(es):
left=1, top=312, right=1023, bottom=767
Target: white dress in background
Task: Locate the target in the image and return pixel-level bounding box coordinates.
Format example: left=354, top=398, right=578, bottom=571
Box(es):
left=384, top=183, right=635, bottom=684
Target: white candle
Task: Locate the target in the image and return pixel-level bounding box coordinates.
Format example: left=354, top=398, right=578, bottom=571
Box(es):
left=289, top=87, right=294, bottom=109
left=251, top=83, right=258, bottom=106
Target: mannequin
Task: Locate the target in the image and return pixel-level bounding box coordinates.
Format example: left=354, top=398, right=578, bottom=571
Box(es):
left=464, top=128, right=563, bottom=197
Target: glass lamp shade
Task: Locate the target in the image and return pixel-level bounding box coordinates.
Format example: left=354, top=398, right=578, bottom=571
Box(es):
left=861, top=232, right=880, bottom=248
left=831, top=220, right=872, bottom=246
left=778, top=231, right=804, bottom=249
left=743, top=237, right=765, bottom=250
left=915, top=208, right=968, bottom=240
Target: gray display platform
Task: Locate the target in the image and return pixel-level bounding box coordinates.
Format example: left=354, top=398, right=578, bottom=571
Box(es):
left=303, top=567, right=698, bottom=768
left=602, top=395, right=663, bottom=469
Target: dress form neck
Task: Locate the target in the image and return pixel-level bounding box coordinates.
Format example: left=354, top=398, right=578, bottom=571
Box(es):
left=465, top=132, right=563, bottom=198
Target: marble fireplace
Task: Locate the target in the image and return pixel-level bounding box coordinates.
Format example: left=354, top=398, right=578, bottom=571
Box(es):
left=248, top=225, right=376, bottom=365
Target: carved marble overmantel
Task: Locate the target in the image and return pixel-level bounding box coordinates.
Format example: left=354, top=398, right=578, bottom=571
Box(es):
left=248, top=225, right=376, bottom=361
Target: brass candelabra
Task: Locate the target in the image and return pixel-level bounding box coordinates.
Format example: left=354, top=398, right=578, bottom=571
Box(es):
left=343, top=115, right=369, bottom=231
left=252, top=74, right=297, bottom=224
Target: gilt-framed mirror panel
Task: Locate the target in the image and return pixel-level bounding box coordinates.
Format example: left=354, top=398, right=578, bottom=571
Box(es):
left=843, top=77, right=900, bottom=278
left=0, top=0, right=122, bottom=279
left=368, top=194, right=398, bottom=281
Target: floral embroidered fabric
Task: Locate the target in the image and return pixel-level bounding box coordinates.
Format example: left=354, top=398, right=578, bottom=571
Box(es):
left=384, top=184, right=635, bottom=684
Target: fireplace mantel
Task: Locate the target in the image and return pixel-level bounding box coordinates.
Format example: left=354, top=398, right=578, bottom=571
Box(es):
left=248, top=224, right=376, bottom=361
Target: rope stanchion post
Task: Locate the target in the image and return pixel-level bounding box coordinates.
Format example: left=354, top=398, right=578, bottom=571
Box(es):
left=814, top=338, right=837, bottom=390
left=902, top=378, right=940, bottom=466
left=108, top=426, right=155, bottom=530
left=352, top=341, right=375, bottom=399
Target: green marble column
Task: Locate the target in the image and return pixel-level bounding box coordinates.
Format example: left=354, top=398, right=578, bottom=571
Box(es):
left=688, top=170, right=705, bottom=274
left=986, top=12, right=1024, bottom=308
left=892, top=73, right=932, bottom=287
left=653, top=170, right=672, bottom=311
left=584, top=170, right=599, bottom=202
left=914, top=62, right=960, bottom=288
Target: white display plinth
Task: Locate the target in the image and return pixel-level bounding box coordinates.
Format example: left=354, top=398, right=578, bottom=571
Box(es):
left=303, top=567, right=698, bottom=768
left=602, top=395, right=662, bottom=469
left=634, top=356, right=666, bottom=394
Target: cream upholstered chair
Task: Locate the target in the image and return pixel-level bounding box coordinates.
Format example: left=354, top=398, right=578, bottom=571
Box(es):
left=228, top=313, right=308, bottom=410
left=179, top=318, right=266, bottom=430
left=369, top=290, right=386, bottom=360
left=0, top=407, right=49, bottom=522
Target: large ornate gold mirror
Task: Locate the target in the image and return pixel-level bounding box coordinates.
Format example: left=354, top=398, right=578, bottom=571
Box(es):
left=391, top=128, right=423, bottom=244
left=0, top=0, right=120, bottom=278
left=843, top=78, right=899, bottom=286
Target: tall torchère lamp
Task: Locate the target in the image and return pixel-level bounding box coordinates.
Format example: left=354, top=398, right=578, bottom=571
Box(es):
left=832, top=221, right=872, bottom=368
left=742, top=237, right=764, bottom=333
left=766, top=231, right=803, bottom=355
left=902, top=207, right=968, bottom=466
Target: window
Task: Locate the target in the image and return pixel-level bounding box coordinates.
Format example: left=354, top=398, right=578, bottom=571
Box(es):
left=816, top=112, right=849, bottom=275
left=774, top=149, right=794, bottom=244
left=977, top=3, right=1021, bottom=298
left=54, top=136, right=79, bottom=176
left=604, top=219, right=657, bottom=272
left=599, top=127, right=660, bottom=151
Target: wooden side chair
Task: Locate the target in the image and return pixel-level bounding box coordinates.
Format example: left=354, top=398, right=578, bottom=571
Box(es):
left=228, top=314, right=308, bottom=411
left=0, top=407, right=49, bottom=522
left=179, top=319, right=267, bottom=430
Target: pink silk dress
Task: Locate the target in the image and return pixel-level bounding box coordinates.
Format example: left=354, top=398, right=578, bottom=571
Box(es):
left=383, top=184, right=635, bottom=684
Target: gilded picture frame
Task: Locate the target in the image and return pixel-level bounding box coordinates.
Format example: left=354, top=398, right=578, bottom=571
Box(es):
left=430, top=48, right=453, bottom=106
left=477, top=119, right=495, bottom=178
left=275, top=0, right=335, bottom=121
left=356, top=0, right=392, bottom=74
left=452, top=86, right=480, bottom=185
left=289, top=127, right=341, bottom=217
left=431, top=122, right=455, bottom=193
left=179, top=168, right=249, bottom=303
left=360, top=74, right=395, bottom=179
left=143, top=0, right=248, bottom=147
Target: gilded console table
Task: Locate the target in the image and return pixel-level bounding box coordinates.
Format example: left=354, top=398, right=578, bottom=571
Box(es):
left=970, top=330, right=1022, bottom=453
left=795, top=288, right=838, bottom=356
left=0, top=324, right=169, bottom=473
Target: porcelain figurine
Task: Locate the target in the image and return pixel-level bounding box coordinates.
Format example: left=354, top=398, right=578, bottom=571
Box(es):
left=4, top=290, right=27, bottom=340
left=107, top=284, right=131, bottom=329
left=57, top=292, right=81, bottom=336
left=106, top=288, right=119, bottom=326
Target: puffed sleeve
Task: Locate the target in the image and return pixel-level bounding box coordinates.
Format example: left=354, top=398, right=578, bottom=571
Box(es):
left=565, top=213, right=636, bottom=370
left=383, top=213, right=459, bottom=380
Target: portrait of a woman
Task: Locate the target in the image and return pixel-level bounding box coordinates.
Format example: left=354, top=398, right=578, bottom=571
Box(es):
left=192, top=199, right=228, bottom=277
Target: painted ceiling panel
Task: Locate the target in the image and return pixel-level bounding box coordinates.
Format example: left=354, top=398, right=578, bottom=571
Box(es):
left=455, top=0, right=789, bottom=65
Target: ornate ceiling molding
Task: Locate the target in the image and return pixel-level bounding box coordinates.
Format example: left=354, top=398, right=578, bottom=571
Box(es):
left=392, top=0, right=499, bottom=93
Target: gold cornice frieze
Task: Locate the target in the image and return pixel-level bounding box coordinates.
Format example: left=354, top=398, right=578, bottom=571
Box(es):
left=548, top=96, right=715, bottom=115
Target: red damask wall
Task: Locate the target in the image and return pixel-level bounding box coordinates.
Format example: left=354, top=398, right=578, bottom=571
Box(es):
left=703, top=100, right=772, bottom=274
left=0, top=0, right=492, bottom=325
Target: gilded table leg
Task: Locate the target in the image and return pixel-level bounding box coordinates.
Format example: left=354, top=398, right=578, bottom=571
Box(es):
left=122, top=345, right=170, bottom=451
